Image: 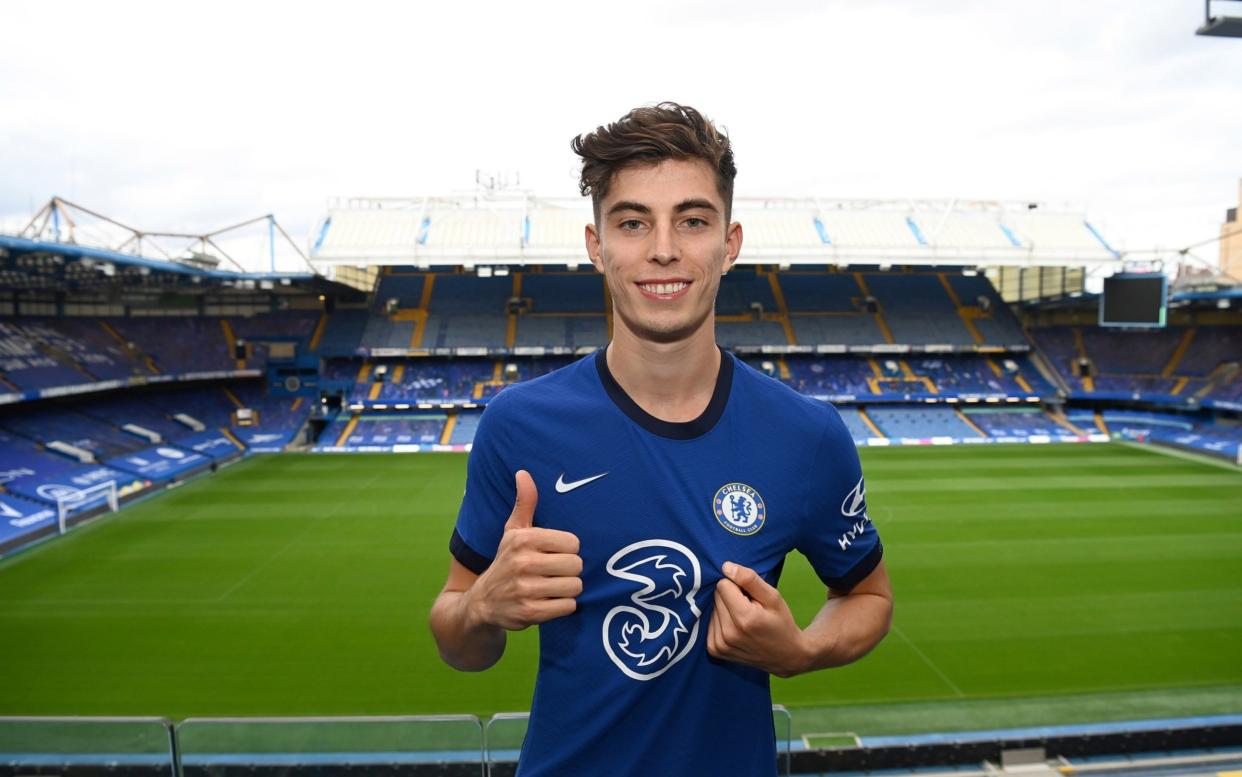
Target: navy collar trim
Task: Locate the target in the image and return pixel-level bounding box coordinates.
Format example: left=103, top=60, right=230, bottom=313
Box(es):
left=594, top=346, right=733, bottom=440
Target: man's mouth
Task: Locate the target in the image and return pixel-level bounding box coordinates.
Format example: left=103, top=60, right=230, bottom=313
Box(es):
left=636, top=280, right=691, bottom=299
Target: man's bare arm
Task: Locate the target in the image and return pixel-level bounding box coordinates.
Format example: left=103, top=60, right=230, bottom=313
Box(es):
left=707, top=559, right=892, bottom=678
left=429, top=471, right=583, bottom=672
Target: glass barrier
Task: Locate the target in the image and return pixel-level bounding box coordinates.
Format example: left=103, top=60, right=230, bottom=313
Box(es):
left=484, top=707, right=794, bottom=776
left=0, top=716, right=175, bottom=776
left=176, top=715, right=484, bottom=776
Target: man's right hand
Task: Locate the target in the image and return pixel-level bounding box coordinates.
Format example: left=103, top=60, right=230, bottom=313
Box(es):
left=465, top=470, right=583, bottom=631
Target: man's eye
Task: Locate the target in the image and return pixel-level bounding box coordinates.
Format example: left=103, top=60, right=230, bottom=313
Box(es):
left=684, top=217, right=707, bottom=228
left=620, top=219, right=644, bottom=230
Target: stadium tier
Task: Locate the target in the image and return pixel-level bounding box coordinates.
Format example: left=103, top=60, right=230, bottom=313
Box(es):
left=2, top=260, right=1239, bottom=558
left=1028, top=324, right=1242, bottom=408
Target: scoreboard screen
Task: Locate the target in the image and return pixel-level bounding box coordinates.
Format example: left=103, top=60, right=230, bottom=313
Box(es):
left=1100, top=273, right=1167, bottom=328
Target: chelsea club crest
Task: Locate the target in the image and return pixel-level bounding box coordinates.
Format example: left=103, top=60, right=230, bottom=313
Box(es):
left=712, top=483, right=766, bottom=536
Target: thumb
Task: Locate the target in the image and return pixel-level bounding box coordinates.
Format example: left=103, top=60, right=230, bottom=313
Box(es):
left=504, top=470, right=538, bottom=530
left=723, top=561, right=780, bottom=607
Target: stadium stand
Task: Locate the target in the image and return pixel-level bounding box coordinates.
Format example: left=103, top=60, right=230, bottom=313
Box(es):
left=866, top=405, right=984, bottom=440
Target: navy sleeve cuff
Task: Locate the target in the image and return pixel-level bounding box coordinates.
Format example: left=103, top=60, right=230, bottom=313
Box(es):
left=822, top=542, right=883, bottom=592
left=450, top=528, right=493, bottom=575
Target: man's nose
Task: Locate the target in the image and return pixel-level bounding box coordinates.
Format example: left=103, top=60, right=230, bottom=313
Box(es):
left=650, top=223, right=678, bottom=265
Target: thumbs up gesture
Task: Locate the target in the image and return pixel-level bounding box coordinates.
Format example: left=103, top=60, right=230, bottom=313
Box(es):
left=707, top=561, right=809, bottom=678
left=468, top=470, right=583, bottom=631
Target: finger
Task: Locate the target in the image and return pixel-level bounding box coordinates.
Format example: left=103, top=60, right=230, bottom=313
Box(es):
left=723, top=561, right=781, bottom=608
left=522, top=552, right=584, bottom=577
left=516, top=527, right=580, bottom=554
left=526, top=575, right=583, bottom=599
left=707, top=598, right=725, bottom=656
left=525, top=597, right=577, bottom=623
left=714, top=582, right=743, bottom=632
left=504, top=470, right=539, bottom=531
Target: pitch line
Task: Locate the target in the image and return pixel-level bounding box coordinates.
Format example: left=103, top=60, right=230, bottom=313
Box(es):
left=893, top=625, right=966, bottom=699
left=1119, top=441, right=1242, bottom=474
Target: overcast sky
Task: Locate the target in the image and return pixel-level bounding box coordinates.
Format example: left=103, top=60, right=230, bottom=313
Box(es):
left=2, top=0, right=1239, bottom=272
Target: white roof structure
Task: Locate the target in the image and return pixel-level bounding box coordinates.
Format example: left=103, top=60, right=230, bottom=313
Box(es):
left=309, top=193, right=1121, bottom=269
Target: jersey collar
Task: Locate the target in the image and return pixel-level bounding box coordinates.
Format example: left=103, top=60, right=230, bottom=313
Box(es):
left=594, top=345, right=733, bottom=440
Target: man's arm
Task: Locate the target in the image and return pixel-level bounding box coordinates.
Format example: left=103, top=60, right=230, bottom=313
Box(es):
left=706, top=559, right=892, bottom=678
left=429, top=470, right=583, bottom=672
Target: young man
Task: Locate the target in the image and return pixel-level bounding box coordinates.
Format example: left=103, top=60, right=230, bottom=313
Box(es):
left=430, top=103, right=893, bottom=776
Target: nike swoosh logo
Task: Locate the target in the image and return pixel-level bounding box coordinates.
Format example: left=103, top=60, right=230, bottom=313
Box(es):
left=555, top=472, right=608, bottom=493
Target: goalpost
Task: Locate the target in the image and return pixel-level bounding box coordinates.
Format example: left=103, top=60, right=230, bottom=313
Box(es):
left=55, top=480, right=119, bottom=535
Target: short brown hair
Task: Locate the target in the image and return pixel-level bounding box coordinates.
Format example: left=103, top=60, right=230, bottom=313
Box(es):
left=572, top=102, right=737, bottom=222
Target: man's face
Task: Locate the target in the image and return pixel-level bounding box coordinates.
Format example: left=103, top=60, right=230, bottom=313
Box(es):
left=585, top=158, right=742, bottom=346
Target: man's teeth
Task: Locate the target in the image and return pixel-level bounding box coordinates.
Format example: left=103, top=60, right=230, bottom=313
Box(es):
left=640, top=282, right=688, bottom=295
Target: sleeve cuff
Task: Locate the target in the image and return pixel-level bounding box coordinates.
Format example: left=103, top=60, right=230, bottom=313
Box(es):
left=822, top=542, right=883, bottom=592
left=450, top=528, right=493, bottom=575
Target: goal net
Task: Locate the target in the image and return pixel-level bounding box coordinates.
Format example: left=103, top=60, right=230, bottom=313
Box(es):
left=55, top=480, right=119, bottom=534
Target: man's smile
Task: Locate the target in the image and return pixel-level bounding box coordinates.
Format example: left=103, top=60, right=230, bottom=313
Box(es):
left=635, top=279, right=692, bottom=300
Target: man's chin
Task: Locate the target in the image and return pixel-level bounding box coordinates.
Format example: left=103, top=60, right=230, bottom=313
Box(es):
left=617, top=313, right=711, bottom=345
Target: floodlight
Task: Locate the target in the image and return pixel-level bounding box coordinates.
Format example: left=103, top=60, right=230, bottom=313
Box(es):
left=1197, top=0, right=1242, bottom=36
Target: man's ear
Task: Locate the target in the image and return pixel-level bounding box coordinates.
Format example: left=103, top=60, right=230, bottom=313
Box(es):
left=585, top=222, right=604, bottom=273
left=723, top=220, right=743, bottom=273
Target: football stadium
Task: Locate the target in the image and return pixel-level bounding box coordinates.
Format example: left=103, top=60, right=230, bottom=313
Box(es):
left=3, top=5, right=1242, bottom=776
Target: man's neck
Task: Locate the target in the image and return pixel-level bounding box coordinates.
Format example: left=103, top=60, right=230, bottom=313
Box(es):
left=605, top=323, right=721, bottom=424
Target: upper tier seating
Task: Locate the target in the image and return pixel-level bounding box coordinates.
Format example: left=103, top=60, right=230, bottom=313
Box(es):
left=523, top=273, right=605, bottom=313
left=863, top=274, right=973, bottom=345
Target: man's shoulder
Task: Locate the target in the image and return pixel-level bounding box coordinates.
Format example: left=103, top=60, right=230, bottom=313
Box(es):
left=480, top=353, right=600, bottom=419
left=730, top=355, right=853, bottom=449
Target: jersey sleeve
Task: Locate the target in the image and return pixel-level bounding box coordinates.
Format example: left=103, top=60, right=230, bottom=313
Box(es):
left=450, top=400, right=516, bottom=574
left=795, top=406, right=883, bottom=591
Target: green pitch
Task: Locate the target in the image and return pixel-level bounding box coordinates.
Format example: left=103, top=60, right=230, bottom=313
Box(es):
left=0, top=443, right=1239, bottom=737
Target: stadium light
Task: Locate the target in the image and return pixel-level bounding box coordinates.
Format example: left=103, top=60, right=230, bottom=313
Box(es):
left=1197, top=0, right=1242, bottom=36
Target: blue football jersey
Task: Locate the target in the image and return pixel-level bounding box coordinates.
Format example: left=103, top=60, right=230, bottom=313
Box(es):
left=452, top=348, right=882, bottom=777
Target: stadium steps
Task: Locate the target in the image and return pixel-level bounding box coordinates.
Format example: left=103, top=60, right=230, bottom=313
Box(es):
left=440, top=414, right=457, bottom=445
left=1093, top=411, right=1110, bottom=435
left=1070, top=326, right=1098, bottom=390
left=1048, top=408, right=1089, bottom=436
left=222, top=387, right=245, bottom=409
left=335, top=414, right=360, bottom=446
left=1025, top=342, right=1071, bottom=395
left=219, top=320, right=246, bottom=370
left=308, top=314, right=329, bottom=351
left=98, top=320, right=159, bottom=375
left=1170, top=376, right=1190, bottom=395
left=938, top=273, right=985, bottom=345
left=35, top=342, right=97, bottom=383
left=858, top=408, right=886, bottom=438
left=1194, top=362, right=1240, bottom=399
left=356, top=360, right=372, bottom=382
left=777, top=358, right=791, bottom=381
left=853, top=272, right=895, bottom=344
left=506, top=273, right=521, bottom=349
left=368, top=381, right=383, bottom=401
left=221, top=426, right=245, bottom=449
left=1161, top=328, right=1197, bottom=377
left=955, top=408, right=988, bottom=437
left=991, top=356, right=1037, bottom=394
left=763, top=271, right=797, bottom=345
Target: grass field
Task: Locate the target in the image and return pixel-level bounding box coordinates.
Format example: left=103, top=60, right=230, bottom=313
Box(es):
left=0, top=443, right=1239, bottom=737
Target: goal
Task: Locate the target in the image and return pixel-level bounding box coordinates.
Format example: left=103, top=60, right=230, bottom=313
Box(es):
left=55, top=480, right=119, bottom=534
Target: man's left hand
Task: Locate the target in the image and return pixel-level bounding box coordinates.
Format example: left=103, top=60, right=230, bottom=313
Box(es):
left=707, top=561, right=810, bottom=678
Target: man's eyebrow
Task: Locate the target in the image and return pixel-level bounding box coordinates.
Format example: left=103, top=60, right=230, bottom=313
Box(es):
left=605, top=201, right=652, bottom=216
left=674, top=199, right=720, bottom=214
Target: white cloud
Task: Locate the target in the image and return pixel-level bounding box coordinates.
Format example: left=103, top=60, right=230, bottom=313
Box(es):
left=2, top=0, right=1239, bottom=270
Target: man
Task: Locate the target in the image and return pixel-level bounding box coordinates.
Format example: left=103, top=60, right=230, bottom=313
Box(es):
left=429, top=102, right=892, bottom=776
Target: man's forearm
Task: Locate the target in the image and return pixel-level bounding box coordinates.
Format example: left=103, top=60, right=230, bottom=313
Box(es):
left=795, top=589, right=892, bottom=673
left=429, top=588, right=507, bottom=672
